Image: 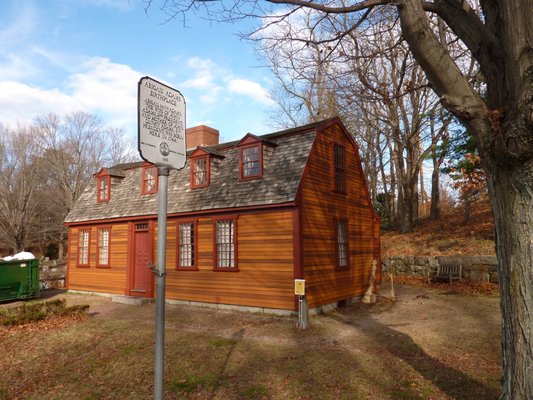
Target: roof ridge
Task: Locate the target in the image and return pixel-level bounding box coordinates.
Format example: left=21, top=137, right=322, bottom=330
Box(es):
left=110, top=118, right=336, bottom=168
left=208, top=117, right=335, bottom=151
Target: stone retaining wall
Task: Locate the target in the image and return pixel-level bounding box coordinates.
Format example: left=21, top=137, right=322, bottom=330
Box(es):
left=382, top=256, right=499, bottom=283
left=40, top=259, right=66, bottom=289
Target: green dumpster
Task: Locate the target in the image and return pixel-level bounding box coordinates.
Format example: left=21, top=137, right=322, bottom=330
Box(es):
left=0, top=259, right=40, bottom=302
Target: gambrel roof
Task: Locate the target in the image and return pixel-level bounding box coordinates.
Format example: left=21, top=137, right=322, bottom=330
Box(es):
left=64, top=120, right=333, bottom=223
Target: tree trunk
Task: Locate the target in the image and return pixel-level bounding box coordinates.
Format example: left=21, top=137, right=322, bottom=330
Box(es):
left=430, top=164, right=440, bottom=220
left=463, top=196, right=471, bottom=224
left=486, top=159, right=533, bottom=399
left=387, top=140, right=398, bottom=228
left=429, top=115, right=445, bottom=221
left=58, top=230, right=65, bottom=260
left=398, top=2, right=532, bottom=396
left=419, top=149, right=425, bottom=218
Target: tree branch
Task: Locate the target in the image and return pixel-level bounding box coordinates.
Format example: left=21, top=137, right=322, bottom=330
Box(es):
left=398, top=0, right=499, bottom=161
left=266, top=0, right=392, bottom=14
left=422, top=0, right=505, bottom=97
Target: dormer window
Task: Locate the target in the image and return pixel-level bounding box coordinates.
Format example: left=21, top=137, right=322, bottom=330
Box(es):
left=192, top=157, right=209, bottom=188
left=189, top=147, right=224, bottom=190
left=94, top=167, right=124, bottom=203
left=142, top=164, right=158, bottom=194
left=236, top=133, right=274, bottom=181
left=240, top=145, right=262, bottom=179
left=97, top=174, right=110, bottom=203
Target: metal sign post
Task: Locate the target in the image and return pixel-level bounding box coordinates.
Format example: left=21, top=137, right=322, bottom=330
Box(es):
left=153, top=166, right=169, bottom=399
left=138, top=76, right=186, bottom=400
left=294, top=279, right=308, bottom=329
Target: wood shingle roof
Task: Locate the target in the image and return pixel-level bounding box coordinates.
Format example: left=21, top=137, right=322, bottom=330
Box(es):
left=64, top=120, right=325, bottom=224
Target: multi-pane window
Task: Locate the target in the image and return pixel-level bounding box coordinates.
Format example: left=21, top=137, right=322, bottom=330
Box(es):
left=192, top=157, right=209, bottom=188
left=78, top=229, right=90, bottom=266
left=241, top=145, right=261, bottom=178
left=178, top=222, right=196, bottom=269
left=336, top=220, right=349, bottom=269
left=97, top=176, right=110, bottom=202
left=143, top=165, right=158, bottom=194
left=136, top=223, right=148, bottom=231
left=97, top=228, right=110, bottom=267
left=215, top=219, right=237, bottom=270
left=333, top=144, right=346, bottom=193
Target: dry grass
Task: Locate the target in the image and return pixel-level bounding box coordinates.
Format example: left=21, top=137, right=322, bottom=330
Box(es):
left=0, top=286, right=502, bottom=400
left=393, top=275, right=500, bottom=296
left=0, top=299, right=88, bottom=327
left=382, top=200, right=495, bottom=257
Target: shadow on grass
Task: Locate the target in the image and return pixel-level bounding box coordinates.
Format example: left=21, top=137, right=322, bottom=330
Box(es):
left=209, top=328, right=245, bottom=399
left=328, top=307, right=499, bottom=400
left=1, top=292, right=499, bottom=400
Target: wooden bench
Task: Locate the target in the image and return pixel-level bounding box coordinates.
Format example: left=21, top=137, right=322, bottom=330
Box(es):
left=435, top=264, right=462, bottom=283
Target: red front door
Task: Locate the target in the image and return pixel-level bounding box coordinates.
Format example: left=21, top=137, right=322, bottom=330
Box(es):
left=132, top=224, right=153, bottom=297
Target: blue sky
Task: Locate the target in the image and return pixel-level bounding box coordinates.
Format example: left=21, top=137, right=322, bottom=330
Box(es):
left=0, top=0, right=276, bottom=143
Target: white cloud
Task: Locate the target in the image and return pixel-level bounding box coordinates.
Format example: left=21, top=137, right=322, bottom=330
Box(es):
left=31, top=46, right=76, bottom=73
left=0, top=81, right=80, bottom=125
left=190, top=119, right=215, bottom=127
left=0, top=57, right=143, bottom=133
left=0, top=3, right=38, bottom=47
left=181, top=57, right=224, bottom=105
left=182, top=57, right=217, bottom=90
left=227, top=78, right=275, bottom=106
left=69, top=57, right=142, bottom=118
left=178, top=56, right=274, bottom=107
left=0, top=54, right=41, bottom=82
left=0, top=4, right=41, bottom=81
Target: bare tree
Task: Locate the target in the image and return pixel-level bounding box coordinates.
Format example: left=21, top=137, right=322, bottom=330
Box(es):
left=259, top=8, right=451, bottom=232
left=258, top=9, right=341, bottom=128
left=148, top=0, right=533, bottom=397
left=0, top=113, right=135, bottom=257
left=428, top=108, right=452, bottom=220
left=34, top=112, right=135, bottom=258
left=0, top=125, right=43, bottom=253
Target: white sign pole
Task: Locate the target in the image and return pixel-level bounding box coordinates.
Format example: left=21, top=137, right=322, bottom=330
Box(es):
left=138, top=76, right=186, bottom=400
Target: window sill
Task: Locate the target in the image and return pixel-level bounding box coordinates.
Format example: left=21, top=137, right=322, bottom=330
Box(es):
left=176, top=267, right=199, bottom=271
left=239, top=174, right=262, bottom=181
left=332, top=189, right=347, bottom=195
left=213, top=267, right=239, bottom=272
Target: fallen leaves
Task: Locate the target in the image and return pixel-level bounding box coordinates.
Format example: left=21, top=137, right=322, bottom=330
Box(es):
left=0, top=299, right=89, bottom=338
left=393, top=275, right=499, bottom=296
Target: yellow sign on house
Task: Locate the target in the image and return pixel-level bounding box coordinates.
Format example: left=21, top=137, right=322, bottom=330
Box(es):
left=294, top=279, right=305, bottom=295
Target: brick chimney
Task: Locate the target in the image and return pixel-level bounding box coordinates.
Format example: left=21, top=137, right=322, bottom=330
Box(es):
left=185, top=125, right=219, bottom=149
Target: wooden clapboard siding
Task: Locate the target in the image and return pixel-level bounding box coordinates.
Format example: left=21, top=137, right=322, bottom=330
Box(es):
left=67, top=224, right=128, bottom=294
left=300, top=123, right=377, bottom=308
left=64, top=119, right=380, bottom=311
left=165, top=210, right=296, bottom=310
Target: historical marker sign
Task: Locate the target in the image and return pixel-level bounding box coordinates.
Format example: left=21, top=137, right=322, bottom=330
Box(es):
left=138, top=76, right=186, bottom=169
left=294, top=279, right=305, bottom=296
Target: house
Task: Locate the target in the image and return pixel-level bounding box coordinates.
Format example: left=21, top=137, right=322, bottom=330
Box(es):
left=64, top=118, right=381, bottom=312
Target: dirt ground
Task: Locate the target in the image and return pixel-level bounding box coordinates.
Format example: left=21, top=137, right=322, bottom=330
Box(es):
left=0, top=282, right=502, bottom=399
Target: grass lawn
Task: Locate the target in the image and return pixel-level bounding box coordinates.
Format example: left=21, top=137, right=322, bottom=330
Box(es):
left=0, top=283, right=502, bottom=400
